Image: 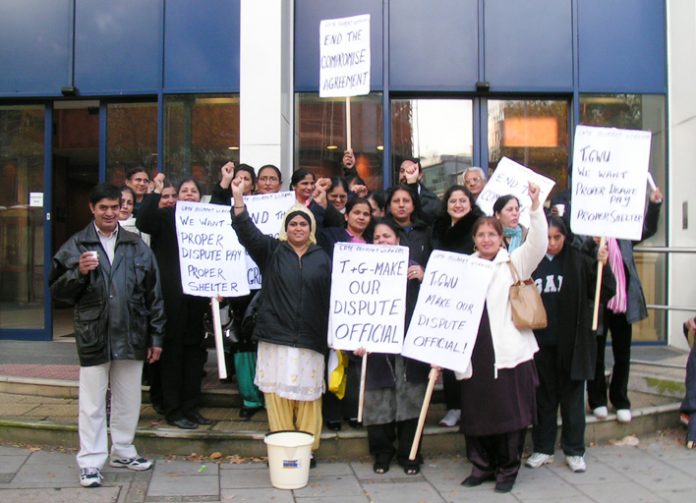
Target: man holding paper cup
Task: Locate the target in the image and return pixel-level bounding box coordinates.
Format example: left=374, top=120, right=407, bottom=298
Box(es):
left=50, top=183, right=165, bottom=488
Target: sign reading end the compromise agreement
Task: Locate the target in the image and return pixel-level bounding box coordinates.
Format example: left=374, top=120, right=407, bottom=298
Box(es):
left=319, top=14, right=370, bottom=97
left=570, top=125, right=651, bottom=241
left=402, top=251, right=494, bottom=374
left=176, top=201, right=250, bottom=297
left=328, top=242, right=409, bottom=353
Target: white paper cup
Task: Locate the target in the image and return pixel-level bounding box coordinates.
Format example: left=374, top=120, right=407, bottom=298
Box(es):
left=553, top=204, right=565, bottom=217
left=86, top=251, right=98, bottom=260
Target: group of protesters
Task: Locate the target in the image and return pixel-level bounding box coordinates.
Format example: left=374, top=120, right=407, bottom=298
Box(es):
left=53, top=151, right=696, bottom=493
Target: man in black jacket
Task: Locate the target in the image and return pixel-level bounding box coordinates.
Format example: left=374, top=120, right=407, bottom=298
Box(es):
left=399, top=158, right=440, bottom=224
left=50, top=183, right=165, bottom=488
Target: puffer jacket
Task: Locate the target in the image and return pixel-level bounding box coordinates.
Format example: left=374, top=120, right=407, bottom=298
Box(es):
left=231, top=209, right=331, bottom=355
left=50, top=223, right=166, bottom=366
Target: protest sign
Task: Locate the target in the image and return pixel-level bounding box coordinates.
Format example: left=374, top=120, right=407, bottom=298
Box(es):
left=570, top=125, right=651, bottom=241
left=319, top=14, right=370, bottom=97
left=402, top=251, right=494, bottom=374
left=476, top=157, right=555, bottom=228
left=241, top=191, right=296, bottom=289
left=176, top=201, right=250, bottom=297
left=328, top=242, right=409, bottom=353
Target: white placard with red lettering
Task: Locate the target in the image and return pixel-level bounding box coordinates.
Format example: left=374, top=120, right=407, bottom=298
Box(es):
left=570, top=125, right=651, bottom=241
left=402, top=251, right=494, bottom=373
left=176, top=201, right=250, bottom=297
left=319, top=14, right=371, bottom=97
left=328, top=242, right=409, bottom=353
left=476, top=157, right=555, bottom=228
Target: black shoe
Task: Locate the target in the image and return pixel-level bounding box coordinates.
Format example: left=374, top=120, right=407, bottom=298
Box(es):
left=186, top=411, right=213, bottom=425
left=167, top=417, right=199, bottom=429
left=347, top=419, right=362, bottom=429
left=326, top=420, right=342, bottom=431
left=494, top=481, right=514, bottom=493
left=310, top=455, right=317, bottom=469
left=239, top=406, right=262, bottom=419
left=461, top=474, right=495, bottom=487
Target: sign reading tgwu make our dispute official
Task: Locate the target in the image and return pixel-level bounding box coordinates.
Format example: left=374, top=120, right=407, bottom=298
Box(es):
left=176, top=201, right=250, bottom=297
left=319, top=14, right=370, bottom=98
left=402, top=251, right=494, bottom=374
left=328, top=242, right=409, bottom=353
left=570, top=125, right=652, bottom=241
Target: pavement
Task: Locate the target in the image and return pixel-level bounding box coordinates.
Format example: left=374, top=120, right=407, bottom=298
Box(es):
left=0, top=429, right=695, bottom=503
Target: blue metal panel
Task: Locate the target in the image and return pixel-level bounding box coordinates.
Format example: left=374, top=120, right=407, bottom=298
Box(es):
left=74, top=0, right=162, bottom=93
left=164, top=0, right=240, bottom=91
left=484, top=0, right=573, bottom=92
left=390, top=0, right=478, bottom=92
left=43, top=104, right=54, bottom=342
left=578, top=0, right=666, bottom=93
left=295, top=0, right=383, bottom=92
left=0, top=0, right=72, bottom=97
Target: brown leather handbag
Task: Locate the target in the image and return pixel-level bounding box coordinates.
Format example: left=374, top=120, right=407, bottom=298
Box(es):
left=508, top=261, right=548, bottom=330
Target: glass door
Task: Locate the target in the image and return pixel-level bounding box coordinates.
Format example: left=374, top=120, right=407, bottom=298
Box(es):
left=0, top=105, right=49, bottom=339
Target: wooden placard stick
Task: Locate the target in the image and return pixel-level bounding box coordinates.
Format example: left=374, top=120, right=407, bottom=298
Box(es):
left=592, top=236, right=607, bottom=331
left=409, top=367, right=438, bottom=461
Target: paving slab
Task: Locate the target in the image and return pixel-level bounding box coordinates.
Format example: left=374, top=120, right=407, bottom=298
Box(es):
left=0, top=486, right=121, bottom=503
left=148, top=460, right=219, bottom=498
left=219, top=466, right=270, bottom=489
left=293, top=473, right=364, bottom=498
left=219, top=487, right=294, bottom=502
left=362, top=480, right=446, bottom=503
left=575, top=481, right=668, bottom=503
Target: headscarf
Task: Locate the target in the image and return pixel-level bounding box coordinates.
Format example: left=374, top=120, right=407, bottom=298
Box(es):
left=504, top=225, right=524, bottom=252
left=278, top=203, right=317, bottom=246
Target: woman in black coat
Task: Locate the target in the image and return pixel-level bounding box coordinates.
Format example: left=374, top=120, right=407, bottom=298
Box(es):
left=525, top=216, right=614, bottom=473
left=430, top=185, right=483, bottom=427
left=136, top=174, right=210, bottom=430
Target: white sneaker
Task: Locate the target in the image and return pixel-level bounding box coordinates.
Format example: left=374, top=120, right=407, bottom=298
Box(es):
left=439, top=409, right=461, bottom=427
left=616, top=409, right=632, bottom=423
left=79, top=467, right=103, bottom=488
left=109, top=456, right=153, bottom=471
left=565, top=455, right=587, bottom=473
left=592, top=406, right=609, bottom=419
left=525, top=452, right=553, bottom=468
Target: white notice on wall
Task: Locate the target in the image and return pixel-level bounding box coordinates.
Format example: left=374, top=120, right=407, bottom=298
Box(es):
left=476, top=157, right=555, bottom=228
left=402, top=251, right=494, bottom=374
left=319, top=14, right=371, bottom=97
left=570, top=125, right=651, bottom=241
left=176, top=201, right=250, bottom=297
left=328, top=242, right=409, bottom=353
left=29, top=192, right=43, bottom=207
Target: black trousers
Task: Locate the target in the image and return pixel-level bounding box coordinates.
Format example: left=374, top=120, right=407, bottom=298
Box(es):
left=367, top=418, right=421, bottom=467
left=161, top=341, right=207, bottom=421
left=532, top=346, right=586, bottom=456
left=465, top=429, right=526, bottom=484
left=587, top=309, right=632, bottom=410
left=442, top=369, right=461, bottom=410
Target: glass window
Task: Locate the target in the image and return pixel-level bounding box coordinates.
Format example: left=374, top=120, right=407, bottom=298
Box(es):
left=488, top=99, right=570, bottom=200
left=580, top=94, right=668, bottom=343
left=295, top=93, right=383, bottom=192
left=392, top=99, right=473, bottom=197
left=164, top=95, right=240, bottom=195
left=107, top=102, right=158, bottom=187
left=0, top=105, right=45, bottom=330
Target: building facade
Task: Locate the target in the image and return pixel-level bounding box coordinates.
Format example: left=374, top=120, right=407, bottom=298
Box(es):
left=0, top=0, right=693, bottom=347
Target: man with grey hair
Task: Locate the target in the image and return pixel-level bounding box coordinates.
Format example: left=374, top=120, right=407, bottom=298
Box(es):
left=463, top=167, right=487, bottom=202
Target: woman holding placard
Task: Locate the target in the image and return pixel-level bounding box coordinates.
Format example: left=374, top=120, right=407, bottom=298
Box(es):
left=136, top=174, right=211, bottom=430
left=458, top=182, right=547, bottom=494
left=431, top=185, right=483, bottom=427
left=525, top=216, right=612, bottom=474
left=354, top=219, right=430, bottom=476
left=493, top=195, right=526, bottom=252
left=230, top=177, right=331, bottom=465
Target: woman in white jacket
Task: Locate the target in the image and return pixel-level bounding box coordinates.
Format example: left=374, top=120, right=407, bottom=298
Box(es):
left=458, top=182, right=547, bottom=494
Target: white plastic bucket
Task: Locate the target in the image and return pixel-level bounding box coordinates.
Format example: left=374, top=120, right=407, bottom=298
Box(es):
left=264, top=430, right=314, bottom=489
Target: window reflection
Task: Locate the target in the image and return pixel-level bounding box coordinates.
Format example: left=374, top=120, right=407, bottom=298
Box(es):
left=488, top=99, right=569, bottom=199
left=392, top=99, right=473, bottom=197
left=0, top=105, right=44, bottom=329
left=295, top=93, right=383, bottom=191
left=164, top=95, right=239, bottom=194
left=107, top=102, right=158, bottom=187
